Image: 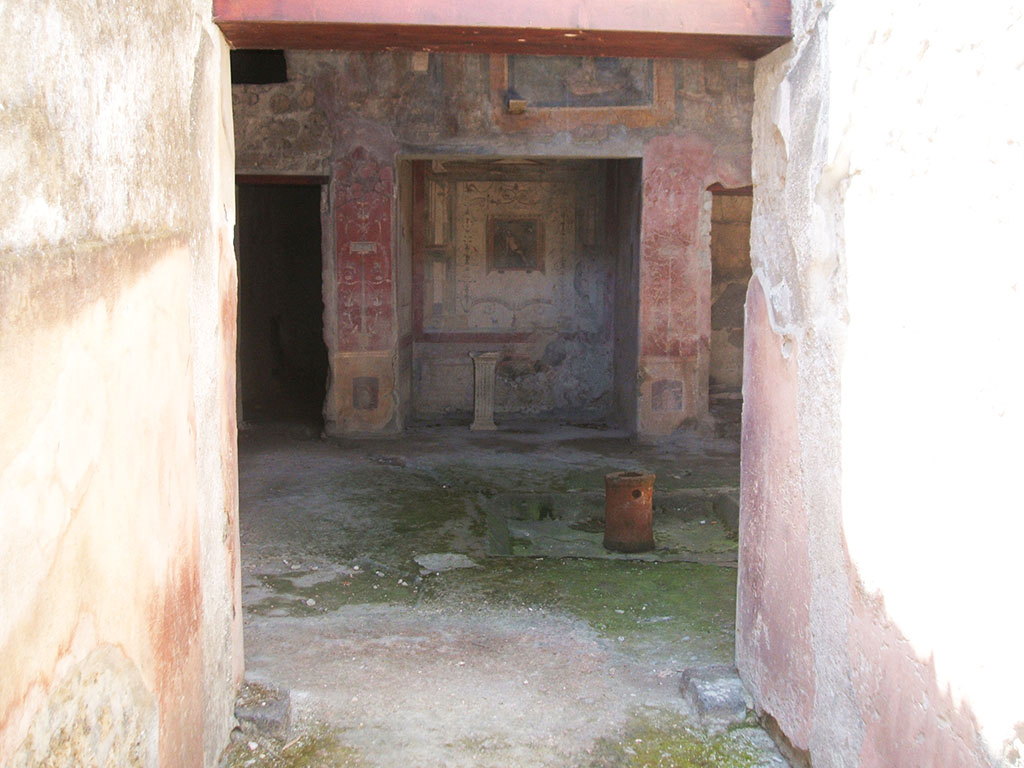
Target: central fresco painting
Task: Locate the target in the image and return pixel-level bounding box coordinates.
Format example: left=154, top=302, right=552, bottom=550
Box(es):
left=488, top=217, right=543, bottom=272
left=415, top=161, right=603, bottom=338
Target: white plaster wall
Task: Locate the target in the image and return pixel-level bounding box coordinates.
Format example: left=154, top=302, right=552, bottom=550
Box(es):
left=834, top=1, right=1024, bottom=759
left=191, top=28, right=246, bottom=768
left=745, top=0, right=1024, bottom=764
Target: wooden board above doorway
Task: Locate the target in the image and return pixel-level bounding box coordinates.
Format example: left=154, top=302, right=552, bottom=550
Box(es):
left=213, top=0, right=791, bottom=60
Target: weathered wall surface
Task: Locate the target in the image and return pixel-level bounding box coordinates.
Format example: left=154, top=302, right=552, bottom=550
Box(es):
left=0, top=1, right=241, bottom=766
left=740, top=1, right=1024, bottom=765
left=709, top=193, right=752, bottom=391
left=411, top=159, right=615, bottom=422
left=233, top=52, right=754, bottom=435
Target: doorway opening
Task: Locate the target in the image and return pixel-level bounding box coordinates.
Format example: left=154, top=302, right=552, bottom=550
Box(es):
left=226, top=50, right=777, bottom=768
left=236, top=179, right=329, bottom=430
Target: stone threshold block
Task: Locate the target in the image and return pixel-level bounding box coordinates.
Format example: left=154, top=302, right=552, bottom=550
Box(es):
left=679, top=664, right=753, bottom=732
left=234, top=680, right=291, bottom=740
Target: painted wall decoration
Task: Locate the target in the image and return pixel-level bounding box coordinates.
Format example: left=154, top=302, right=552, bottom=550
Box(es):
left=231, top=51, right=758, bottom=434
left=415, top=169, right=587, bottom=338
left=334, top=146, right=395, bottom=352
left=411, top=159, right=617, bottom=419
left=352, top=376, right=379, bottom=410
left=652, top=379, right=684, bottom=412
left=489, top=55, right=676, bottom=132
left=507, top=55, right=654, bottom=108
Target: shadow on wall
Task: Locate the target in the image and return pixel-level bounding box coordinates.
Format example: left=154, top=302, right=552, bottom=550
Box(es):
left=843, top=564, right=1005, bottom=766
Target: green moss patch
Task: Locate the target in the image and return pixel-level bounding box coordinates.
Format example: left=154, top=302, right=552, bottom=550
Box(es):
left=421, top=558, right=736, bottom=664
left=585, top=709, right=758, bottom=768
left=220, top=722, right=364, bottom=768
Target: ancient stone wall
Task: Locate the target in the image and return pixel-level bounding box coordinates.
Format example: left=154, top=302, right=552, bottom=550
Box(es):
left=232, top=52, right=754, bottom=435
left=0, top=1, right=241, bottom=765
left=740, top=1, right=1024, bottom=765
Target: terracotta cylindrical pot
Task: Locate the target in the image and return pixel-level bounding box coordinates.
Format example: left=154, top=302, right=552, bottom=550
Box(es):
left=604, top=470, right=656, bottom=552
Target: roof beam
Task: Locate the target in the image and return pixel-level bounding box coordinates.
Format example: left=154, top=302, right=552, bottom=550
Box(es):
left=213, top=0, right=790, bottom=60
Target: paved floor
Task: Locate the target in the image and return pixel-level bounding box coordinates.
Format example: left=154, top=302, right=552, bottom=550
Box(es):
left=222, top=423, right=788, bottom=768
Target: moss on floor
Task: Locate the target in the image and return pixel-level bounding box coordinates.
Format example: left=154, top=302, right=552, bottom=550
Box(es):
left=249, top=555, right=735, bottom=664
left=421, top=558, right=736, bottom=664
left=220, top=722, right=364, bottom=768
left=241, top=428, right=740, bottom=649
left=585, top=709, right=758, bottom=768
left=655, top=519, right=738, bottom=555
left=237, top=429, right=754, bottom=766
left=248, top=571, right=419, bottom=616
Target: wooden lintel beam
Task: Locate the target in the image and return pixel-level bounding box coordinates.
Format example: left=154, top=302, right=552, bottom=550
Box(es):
left=213, top=0, right=791, bottom=60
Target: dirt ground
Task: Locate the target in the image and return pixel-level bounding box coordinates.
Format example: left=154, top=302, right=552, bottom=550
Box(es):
left=221, top=424, right=787, bottom=768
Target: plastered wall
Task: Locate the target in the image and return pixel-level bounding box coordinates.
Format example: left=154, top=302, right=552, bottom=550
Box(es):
left=739, top=1, right=1024, bottom=765
left=233, top=52, right=755, bottom=435
left=0, top=1, right=241, bottom=765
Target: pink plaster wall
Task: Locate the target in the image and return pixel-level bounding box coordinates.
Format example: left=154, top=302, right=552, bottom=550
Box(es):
left=636, top=135, right=751, bottom=434
left=0, top=3, right=241, bottom=764
left=640, top=135, right=713, bottom=362
left=1, top=244, right=204, bottom=767
left=335, top=146, right=397, bottom=353
left=326, top=136, right=403, bottom=433
left=848, top=587, right=988, bottom=767
left=736, top=276, right=815, bottom=749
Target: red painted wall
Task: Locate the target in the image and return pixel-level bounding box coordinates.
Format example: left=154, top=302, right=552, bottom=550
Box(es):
left=736, top=276, right=815, bottom=749
left=335, top=147, right=396, bottom=353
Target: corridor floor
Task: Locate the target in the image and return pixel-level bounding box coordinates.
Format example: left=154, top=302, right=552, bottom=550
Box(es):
left=222, top=424, right=788, bottom=768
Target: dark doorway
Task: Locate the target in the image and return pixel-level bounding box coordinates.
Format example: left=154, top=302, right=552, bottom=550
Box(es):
left=236, top=181, right=328, bottom=428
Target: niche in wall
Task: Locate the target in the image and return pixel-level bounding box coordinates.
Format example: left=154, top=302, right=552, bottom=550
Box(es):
left=401, top=158, right=641, bottom=428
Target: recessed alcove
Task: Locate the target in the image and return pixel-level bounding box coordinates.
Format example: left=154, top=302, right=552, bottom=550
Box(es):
left=395, top=158, right=643, bottom=429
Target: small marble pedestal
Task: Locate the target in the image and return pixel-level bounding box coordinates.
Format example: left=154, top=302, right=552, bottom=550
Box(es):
left=469, top=351, right=501, bottom=431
